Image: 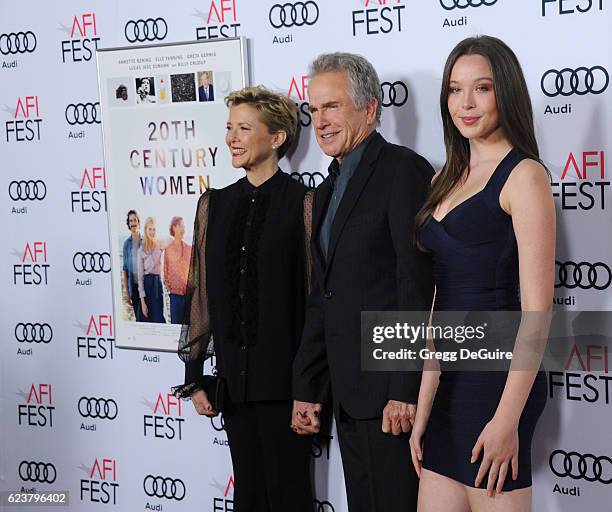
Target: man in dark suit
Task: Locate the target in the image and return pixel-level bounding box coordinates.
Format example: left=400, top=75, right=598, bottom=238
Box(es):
left=291, top=53, right=434, bottom=511
left=198, top=72, right=215, bottom=102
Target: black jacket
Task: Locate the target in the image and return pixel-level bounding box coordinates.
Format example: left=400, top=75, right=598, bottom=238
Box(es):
left=292, top=132, right=435, bottom=419
left=184, top=171, right=310, bottom=402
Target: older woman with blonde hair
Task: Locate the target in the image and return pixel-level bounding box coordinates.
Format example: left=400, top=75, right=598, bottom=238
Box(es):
left=174, top=86, right=313, bottom=512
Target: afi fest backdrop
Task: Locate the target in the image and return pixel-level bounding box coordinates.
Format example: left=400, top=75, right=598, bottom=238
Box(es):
left=1, top=1, right=610, bottom=511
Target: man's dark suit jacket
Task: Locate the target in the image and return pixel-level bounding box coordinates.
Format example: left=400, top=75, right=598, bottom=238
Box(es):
left=198, top=84, right=215, bottom=102
left=293, top=132, right=435, bottom=419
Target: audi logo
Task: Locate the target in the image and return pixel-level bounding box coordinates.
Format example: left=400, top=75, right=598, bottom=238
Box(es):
left=19, top=461, right=56, bottom=484
left=555, top=261, right=611, bottom=290
left=125, top=18, right=168, bottom=43
left=78, top=397, right=118, bottom=420
left=439, top=0, right=498, bottom=9
left=314, top=499, right=335, bottom=512
left=211, top=414, right=225, bottom=432
left=65, top=103, right=100, bottom=125
left=269, top=2, right=319, bottom=28
left=0, top=31, right=37, bottom=55
left=290, top=171, right=325, bottom=189
left=381, top=81, right=408, bottom=107
left=72, top=252, right=111, bottom=274
left=549, top=450, right=612, bottom=484
left=541, top=66, right=609, bottom=97
left=8, top=180, right=46, bottom=201
left=143, top=475, right=186, bottom=500
left=15, top=323, right=53, bottom=343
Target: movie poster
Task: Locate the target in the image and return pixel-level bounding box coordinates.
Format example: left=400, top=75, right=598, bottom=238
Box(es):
left=97, top=38, right=248, bottom=350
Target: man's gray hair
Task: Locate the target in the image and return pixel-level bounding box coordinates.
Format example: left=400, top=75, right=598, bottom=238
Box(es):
left=308, top=52, right=382, bottom=123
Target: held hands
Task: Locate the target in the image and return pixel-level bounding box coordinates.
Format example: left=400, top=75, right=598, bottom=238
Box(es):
left=471, top=416, right=519, bottom=496
left=382, top=400, right=416, bottom=435
left=291, top=400, right=322, bottom=435
left=191, top=389, right=218, bottom=417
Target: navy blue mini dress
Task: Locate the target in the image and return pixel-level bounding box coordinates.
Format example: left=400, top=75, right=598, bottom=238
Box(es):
left=419, top=148, right=547, bottom=491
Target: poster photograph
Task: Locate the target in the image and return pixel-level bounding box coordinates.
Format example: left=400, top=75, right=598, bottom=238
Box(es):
left=97, top=38, right=248, bottom=351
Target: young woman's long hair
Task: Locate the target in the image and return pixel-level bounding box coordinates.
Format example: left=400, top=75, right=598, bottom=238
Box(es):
left=142, top=217, right=157, bottom=253
left=416, top=35, right=545, bottom=232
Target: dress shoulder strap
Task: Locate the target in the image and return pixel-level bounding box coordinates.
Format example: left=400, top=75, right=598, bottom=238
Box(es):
left=486, top=148, right=528, bottom=198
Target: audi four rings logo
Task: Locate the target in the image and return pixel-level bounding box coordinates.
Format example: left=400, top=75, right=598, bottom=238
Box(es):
left=314, top=499, right=335, bottom=512
left=8, top=180, right=47, bottom=201
left=0, top=32, right=37, bottom=55
left=143, top=475, right=186, bottom=500
left=440, top=0, right=498, bottom=9
left=269, top=2, right=319, bottom=28
left=211, top=415, right=225, bottom=432
left=125, top=18, right=168, bottom=42
left=78, top=397, right=118, bottom=420
left=549, top=450, right=612, bottom=484
left=15, top=323, right=53, bottom=343
left=19, top=461, right=57, bottom=484
left=72, top=252, right=111, bottom=273
left=381, top=81, right=408, bottom=107
left=65, top=103, right=100, bottom=125
left=291, top=171, right=325, bottom=188
left=555, top=261, right=612, bottom=290
left=541, top=66, right=609, bottom=97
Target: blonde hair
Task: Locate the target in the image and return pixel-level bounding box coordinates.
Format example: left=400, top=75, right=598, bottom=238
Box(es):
left=225, top=85, right=298, bottom=158
left=142, top=217, right=157, bottom=253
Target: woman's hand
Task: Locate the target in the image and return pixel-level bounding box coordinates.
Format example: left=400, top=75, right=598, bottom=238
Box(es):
left=141, top=299, right=148, bottom=318
left=471, top=416, right=519, bottom=496
left=409, top=415, right=428, bottom=477
left=191, top=389, right=217, bottom=417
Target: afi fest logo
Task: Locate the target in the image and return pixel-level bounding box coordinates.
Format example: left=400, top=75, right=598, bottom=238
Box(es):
left=71, top=167, right=107, bottom=213
left=551, top=150, right=609, bottom=210
left=13, top=241, right=49, bottom=286
left=288, top=75, right=311, bottom=127
left=549, top=342, right=610, bottom=405
left=194, top=0, right=241, bottom=40
left=76, top=314, right=115, bottom=360
left=60, top=13, right=100, bottom=63
left=4, top=95, right=42, bottom=142
left=211, top=475, right=234, bottom=511
left=79, top=458, right=119, bottom=505
left=18, top=383, right=55, bottom=428
left=143, top=393, right=184, bottom=440
left=542, top=0, right=604, bottom=16
left=351, top=0, right=406, bottom=37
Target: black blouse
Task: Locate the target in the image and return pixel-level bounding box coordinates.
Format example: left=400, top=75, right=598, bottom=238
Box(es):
left=176, top=170, right=312, bottom=402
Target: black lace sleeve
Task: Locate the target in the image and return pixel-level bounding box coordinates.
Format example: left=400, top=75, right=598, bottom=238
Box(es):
left=172, top=190, right=214, bottom=398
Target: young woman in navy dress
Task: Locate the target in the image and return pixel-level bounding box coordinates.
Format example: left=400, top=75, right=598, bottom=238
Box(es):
left=409, top=36, right=555, bottom=511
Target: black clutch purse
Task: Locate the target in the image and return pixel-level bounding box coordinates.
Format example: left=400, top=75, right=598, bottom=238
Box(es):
left=200, top=375, right=227, bottom=413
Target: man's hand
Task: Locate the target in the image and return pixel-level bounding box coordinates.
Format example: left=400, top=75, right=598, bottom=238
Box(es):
left=382, top=400, right=416, bottom=435
left=291, top=400, right=322, bottom=435
left=191, top=389, right=217, bottom=417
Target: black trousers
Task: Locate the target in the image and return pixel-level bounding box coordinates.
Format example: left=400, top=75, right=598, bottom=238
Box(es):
left=223, top=401, right=313, bottom=512
left=335, top=405, right=418, bottom=512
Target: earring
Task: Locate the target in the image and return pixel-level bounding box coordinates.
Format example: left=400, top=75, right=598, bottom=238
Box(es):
left=272, top=145, right=277, bottom=149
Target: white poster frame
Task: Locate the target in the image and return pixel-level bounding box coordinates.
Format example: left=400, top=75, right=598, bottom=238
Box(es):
left=96, top=37, right=249, bottom=352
